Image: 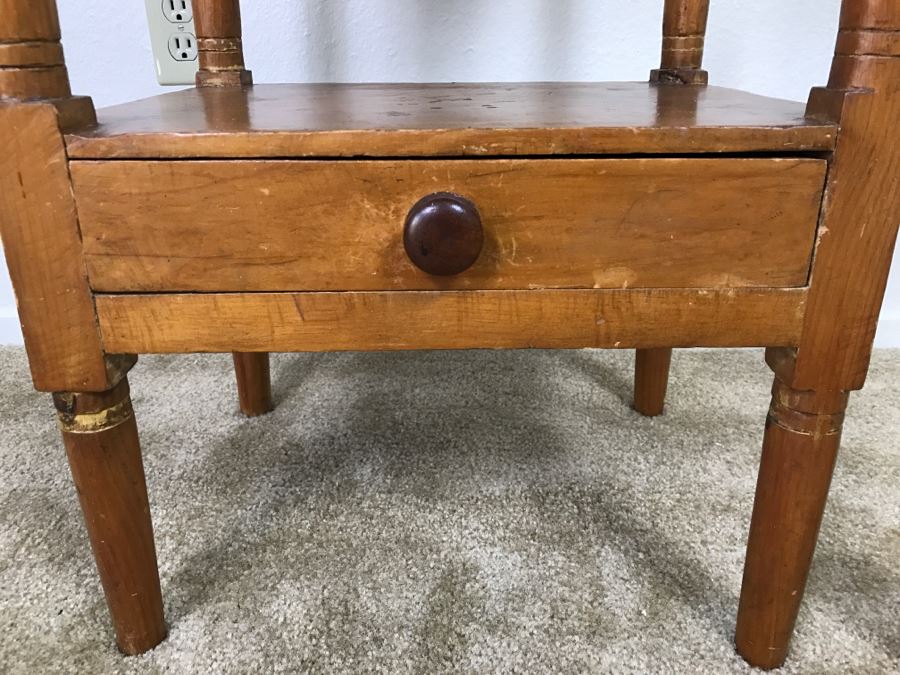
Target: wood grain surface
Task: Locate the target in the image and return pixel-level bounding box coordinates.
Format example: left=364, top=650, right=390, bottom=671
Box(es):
left=788, top=20, right=900, bottom=391
left=94, top=288, right=806, bottom=354
left=72, top=158, right=826, bottom=293
left=0, top=40, right=64, bottom=67
left=63, top=83, right=838, bottom=158
left=0, top=103, right=109, bottom=391
left=0, top=0, right=61, bottom=41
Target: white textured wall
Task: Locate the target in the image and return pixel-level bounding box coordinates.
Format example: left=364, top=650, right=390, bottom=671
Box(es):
left=1, top=0, right=897, bottom=345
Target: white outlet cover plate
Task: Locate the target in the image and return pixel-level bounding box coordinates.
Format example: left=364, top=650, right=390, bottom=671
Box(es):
left=144, top=0, right=198, bottom=85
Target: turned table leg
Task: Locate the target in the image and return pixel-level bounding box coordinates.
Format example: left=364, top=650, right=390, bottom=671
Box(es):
left=735, top=377, right=848, bottom=669
left=232, top=352, right=273, bottom=417
left=633, top=348, right=672, bottom=417
left=54, top=378, right=166, bottom=655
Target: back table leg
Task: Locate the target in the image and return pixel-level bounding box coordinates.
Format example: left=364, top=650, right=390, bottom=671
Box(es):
left=633, top=348, right=672, bottom=417
left=232, top=352, right=274, bottom=417
left=55, top=377, right=167, bottom=655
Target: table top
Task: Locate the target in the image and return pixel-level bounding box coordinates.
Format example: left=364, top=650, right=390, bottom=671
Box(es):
left=65, top=82, right=837, bottom=159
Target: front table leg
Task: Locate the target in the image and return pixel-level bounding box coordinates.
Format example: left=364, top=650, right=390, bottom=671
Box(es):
left=54, top=377, right=166, bottom=655
left=735, top=377, right=848, bottom=669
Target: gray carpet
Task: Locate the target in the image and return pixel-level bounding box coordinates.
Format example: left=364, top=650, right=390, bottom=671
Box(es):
left=0, top=346, right=897, bottom=674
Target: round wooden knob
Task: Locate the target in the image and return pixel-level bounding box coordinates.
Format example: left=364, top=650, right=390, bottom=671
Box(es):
left=403, top=192, right=483, bottom=276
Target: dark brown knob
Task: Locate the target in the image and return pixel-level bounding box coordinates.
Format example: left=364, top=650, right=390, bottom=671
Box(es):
left=403, top=192, right=483, bottom=276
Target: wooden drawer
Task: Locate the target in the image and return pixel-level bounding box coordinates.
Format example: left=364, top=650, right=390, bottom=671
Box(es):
left=71, top=158, right=825, bottom=292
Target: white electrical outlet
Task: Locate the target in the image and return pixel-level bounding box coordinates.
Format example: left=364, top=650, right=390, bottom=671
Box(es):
left=162, top=0, right=192, bottom=23
left=168, top=33, right=198, bottom=62
left=145, top=0, right=198, bottom=85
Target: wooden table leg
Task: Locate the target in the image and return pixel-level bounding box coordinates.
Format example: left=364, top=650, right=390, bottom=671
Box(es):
left=735, top=377, right=848, bottom=669
left=633, top=348, right=672, bottom=416
left=54, top=378, right=167, bottom=655
left=232, top=352, right=274, bottom=417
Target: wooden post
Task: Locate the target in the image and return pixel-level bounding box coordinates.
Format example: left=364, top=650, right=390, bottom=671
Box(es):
left=633, top=348, right=672, bottom=417
left=1, top=1, right=164, bottom=654
left=0, top=0, right=95, bottom=129
left=233, top=352, right=274, bottom=416
left=0, top=103, right=117, bottom=393
left=54, top=379, right=167, bottom=655
left=738, top=1, right=899, bottom=667
left=192, top=0, right=253, bottom=87
left=643, top=0, right=710, bottom=395
left=780, top=0, right=900, bottom=394
left=650, top=0, right=711, bottom=84
left=735, top=380, right=848, bottom=668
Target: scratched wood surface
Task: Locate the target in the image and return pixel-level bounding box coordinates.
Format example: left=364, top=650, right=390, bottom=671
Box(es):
left=94, top=288, right=806, bottom=354
left=785, top=15, right=900, bottom=391
left=63, top=83, right=838, bottom=158
left=0, top=103, right=111, bottom=391
left=72, top=158, right=826, bottom=292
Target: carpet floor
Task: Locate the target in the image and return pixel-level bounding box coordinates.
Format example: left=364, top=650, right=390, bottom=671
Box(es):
left=0, top=347, right=897, bottom=674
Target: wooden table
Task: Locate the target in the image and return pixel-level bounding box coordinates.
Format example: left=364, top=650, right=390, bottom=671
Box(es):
left=0, top=0, right=897, bottom=669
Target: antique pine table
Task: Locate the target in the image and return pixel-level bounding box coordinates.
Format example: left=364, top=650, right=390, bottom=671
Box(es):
left=0, top=0, right=897, bottom=668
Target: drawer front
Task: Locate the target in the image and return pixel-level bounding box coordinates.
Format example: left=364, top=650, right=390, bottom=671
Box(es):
left=71, top=158, right=825, bottom=292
